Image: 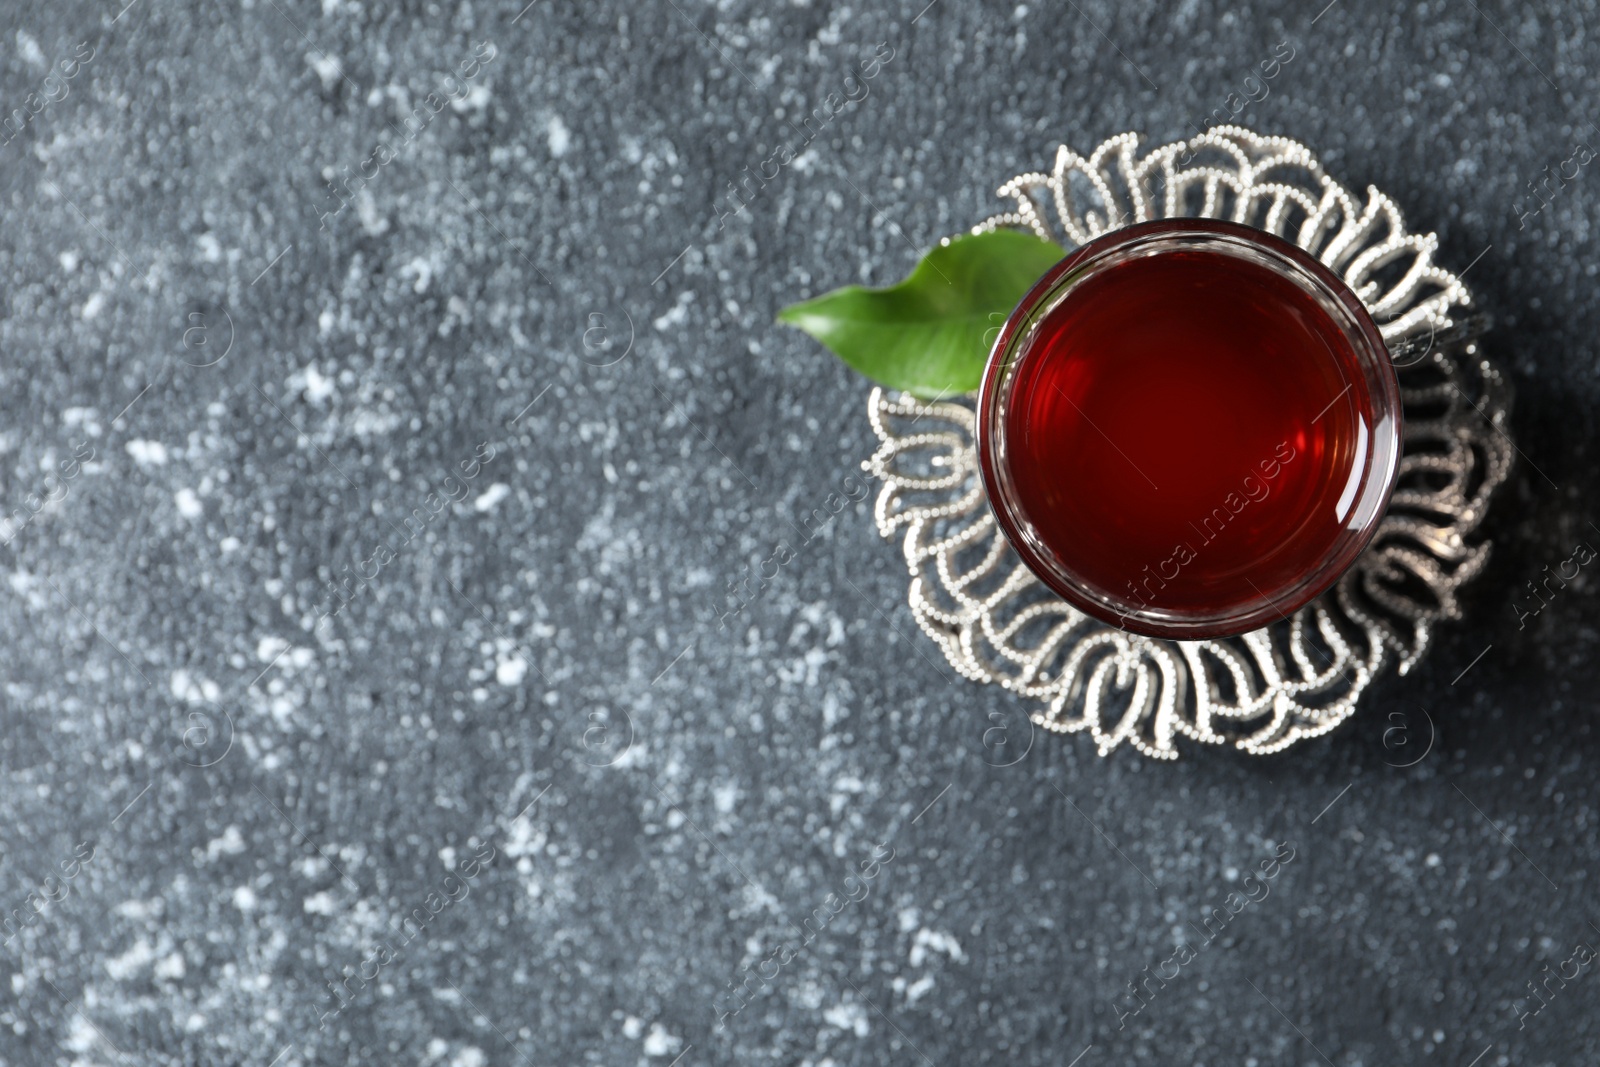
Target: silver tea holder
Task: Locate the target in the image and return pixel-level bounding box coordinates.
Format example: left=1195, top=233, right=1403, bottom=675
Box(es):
left=863, top=128, right=1513, bottom=760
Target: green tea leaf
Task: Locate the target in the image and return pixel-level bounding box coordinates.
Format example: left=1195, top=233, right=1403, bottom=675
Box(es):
left=777, top=229, right=1067, bottom=399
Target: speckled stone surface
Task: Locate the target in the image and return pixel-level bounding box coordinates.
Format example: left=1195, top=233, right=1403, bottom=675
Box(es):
left=0, top=0, right=1597, bottom=1064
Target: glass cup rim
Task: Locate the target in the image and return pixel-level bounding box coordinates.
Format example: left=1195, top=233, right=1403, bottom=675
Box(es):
left=975, top=218, right=1403, bottom=640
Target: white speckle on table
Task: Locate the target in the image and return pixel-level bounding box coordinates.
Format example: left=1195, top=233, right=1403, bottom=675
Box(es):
left=206, top=825, right=247, bottom=860
left=909, top=928, right=966, bottom=967
left=356, top=188, right=389, bottom=236
left=474, top=483, right=510, bottom=512
left=608, top=739, right=645, bottom=770
left=450, top=1048, right=486, bottom=1067
left=495, top=656, right=527, bottom=685
left=294, top=857, right=328, bottom=883
left=65, top=1016, right=101, bottom=1054
left=232, top=886, right=258, bottom=911
left=821, top=692, right=847, bottom=730
left=546, top=114, right=570, bottom=157
left=901, top=973, right=936, bottom=1005
left=174, top=488, right=203, bottom=518
left=154, top=952, right=186, bottom=980
left=823, top=1001, right=870, bottom=1036
left=501, top=815, right=547, bottom=863
left=105, top=937, right=158, bottom=980
left=348, top=409, right=402, bottom=441
left=58, top=249, right=80, bottom=272
left=621, top=1016, right=643, bottom=1039
left=652, top=291, right=695, bottom=332
left=828, top=775, right=864, bottom=816
left=642, top=1022, right=681, bottom=1056
left=80, top=292, right=106, bottom=319
left=401, top=255, right=435, bottom=293
left=303, top=891, right=338, bottom=915
left=126, top=439, right=168, bottom=466
left=307, top=52, right=343, bottom=91
left=15, top=31, right=46, bottom=69
left=170, top=669, right=220, bottom=702
left=292, top=363, right=335, bottom=405
left=452, top=82, right=492, bottom=112
left=114, top=898, right=162, bottom=920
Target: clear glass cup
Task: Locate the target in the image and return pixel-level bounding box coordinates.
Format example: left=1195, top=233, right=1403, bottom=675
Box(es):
left=975, top=218, right=1402, bottom=640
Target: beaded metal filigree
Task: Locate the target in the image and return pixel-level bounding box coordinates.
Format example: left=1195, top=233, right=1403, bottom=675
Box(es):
left=864, top=128, right=1512, bottom=759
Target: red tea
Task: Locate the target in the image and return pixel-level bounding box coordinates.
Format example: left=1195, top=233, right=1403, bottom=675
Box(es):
left=997, top=238, right=1380, bottom=627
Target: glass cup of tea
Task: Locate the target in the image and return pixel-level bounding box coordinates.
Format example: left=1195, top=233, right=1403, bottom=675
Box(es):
left=975, top=218, right=1402, bottom=640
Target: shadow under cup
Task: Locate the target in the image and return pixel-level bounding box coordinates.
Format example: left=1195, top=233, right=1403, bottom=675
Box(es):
left=975, top=219, right=1402, bottom=641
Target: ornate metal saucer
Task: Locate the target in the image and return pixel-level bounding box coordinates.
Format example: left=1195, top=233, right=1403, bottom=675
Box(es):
left=863, top=128, right=1512, bottom=759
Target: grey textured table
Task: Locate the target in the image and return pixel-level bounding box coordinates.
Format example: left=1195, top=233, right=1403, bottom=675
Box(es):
left=0, top=1, right=1596, bottom=1064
